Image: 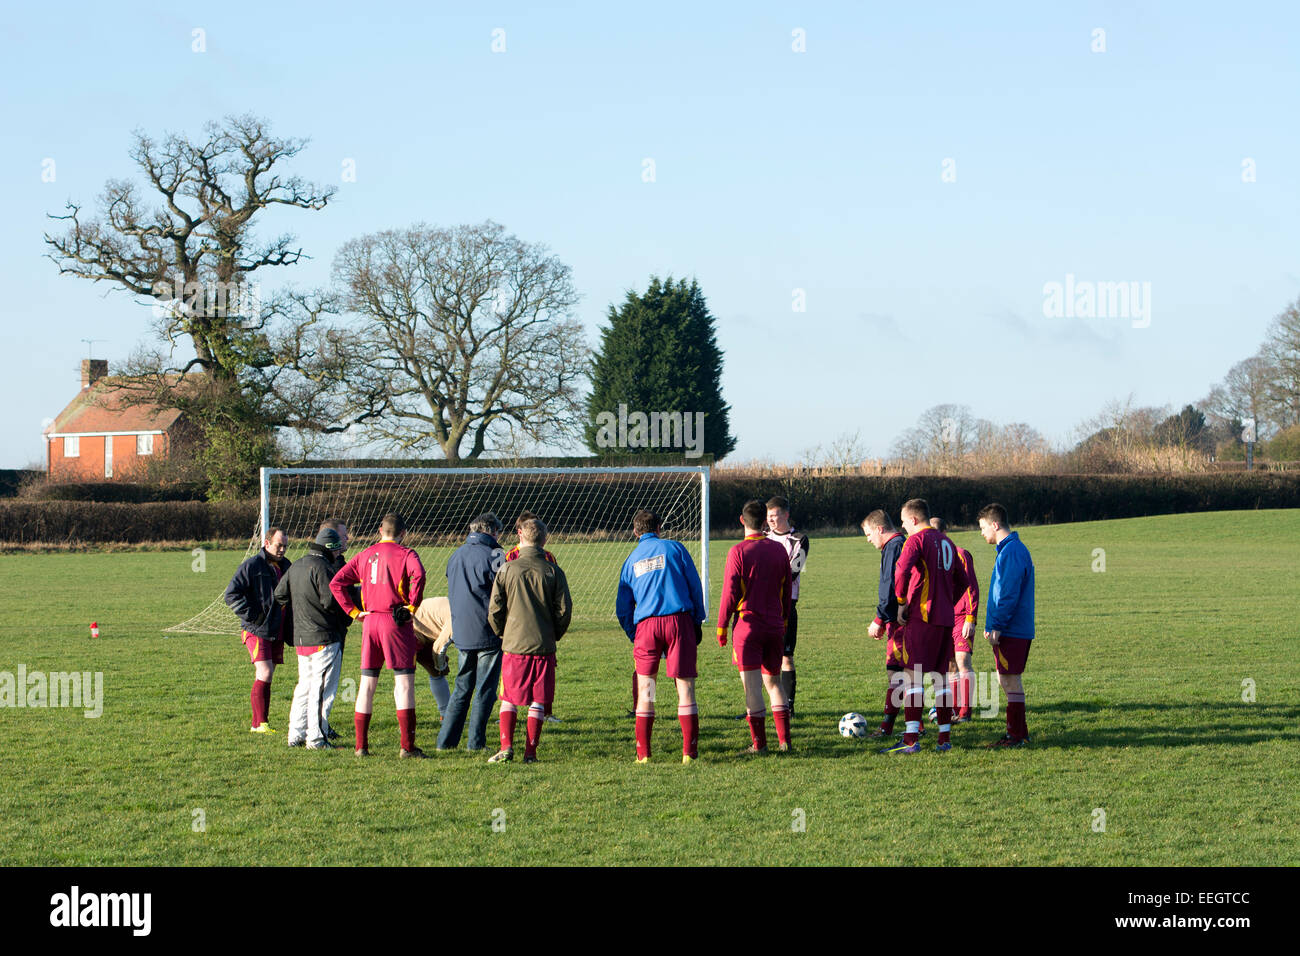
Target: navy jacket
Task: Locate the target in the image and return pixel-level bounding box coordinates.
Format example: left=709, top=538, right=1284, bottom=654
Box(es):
left=446, top=532, right=504, bottom=651
left=225, top=549, right=292, bottom=640
left=873, top=532, right=905, bottom=626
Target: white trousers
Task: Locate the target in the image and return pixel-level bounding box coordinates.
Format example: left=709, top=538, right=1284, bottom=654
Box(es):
left=289, top=642, right=343, bottom=745
left=320, top=642, right=343, bottom=737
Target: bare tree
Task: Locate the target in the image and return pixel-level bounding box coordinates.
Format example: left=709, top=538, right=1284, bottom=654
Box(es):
left=1072, top=396, right=1163, bottom=443
left=1068, top=396, right=1178, bottom=472
left=43, top=117, right=382, bottom=447
left=890, top=404, right=981, bottom=472
left=1263, top=297, right=1300, bottom=428
left=823, top=429, right=869, bottom=471
left=1202, top=349, right=1278, bottom=442
left=969, top=421, right=1054, bottom=473
left=333, top=221, right=588, bottom=463
left=800, top=430, right=870, bottom=472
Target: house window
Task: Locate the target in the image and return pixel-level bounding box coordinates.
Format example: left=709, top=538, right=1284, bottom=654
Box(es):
left=104, top=438, right=113, bottom=478
left=137, top=434, right=154, bottom=455
left=64, top=436, right=79, bottom=458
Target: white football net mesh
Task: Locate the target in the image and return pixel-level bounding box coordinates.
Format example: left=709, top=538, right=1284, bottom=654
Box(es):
left=165, top=467, right=707, bottom=634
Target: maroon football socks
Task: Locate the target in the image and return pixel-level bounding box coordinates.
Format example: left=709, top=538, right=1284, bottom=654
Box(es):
left=1007, top=693, right=1027, bottom=739
left=397, top=708, right=415, bottom=752
left=525, top=704, right=544, bottom=759
left=500, top=706, right=518, bottom=752
left=635, top=710, right=654, bottom=759
left=746, top=710, right=768, bottom=751
left=677, top=706, right=698, bottom=758
left=936, top=705, right=952, bottom=746
left=250, top=678, right=271, bottom=727
left=772, top=705, right=791, bottom=747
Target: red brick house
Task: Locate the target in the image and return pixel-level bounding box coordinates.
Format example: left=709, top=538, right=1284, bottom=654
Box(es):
left=44, top=360, right=188, bottom=481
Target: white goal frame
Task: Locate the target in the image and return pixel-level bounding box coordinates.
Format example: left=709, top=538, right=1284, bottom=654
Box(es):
left=258, top=464, right=711, bottom=614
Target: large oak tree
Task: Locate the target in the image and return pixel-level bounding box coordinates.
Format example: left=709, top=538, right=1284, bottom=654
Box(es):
left=45, top=115, right=380, bottom=496
left=332, top=221, right=588, bottom=463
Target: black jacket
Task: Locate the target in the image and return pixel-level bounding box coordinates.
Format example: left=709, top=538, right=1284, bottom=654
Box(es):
left=273, top=544, right=352, bottom=645
left=874, top=532, right=906, bottom=626
left=225, top=549, right=292, bottom=640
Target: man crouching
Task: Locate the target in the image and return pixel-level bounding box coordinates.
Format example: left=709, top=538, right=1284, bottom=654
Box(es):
left=487, top=518, right=573, bottom=764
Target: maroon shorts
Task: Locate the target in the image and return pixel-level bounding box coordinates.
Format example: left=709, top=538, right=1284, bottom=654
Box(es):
left=634, top=611, right=698, bottom=680
left=359, top=618, right=417, bottom=672
left=243, top=631, right=284, bottom=665
left=900, top=620, right=954, bottom=674
left=952, top=621, right=974, bottom=656
left=500, top=652, right=556, bottom=706
left=732, top=619, right=783, bottom=675
left=992, top=636, right=1032, bottom=675
left=884, top=623, right=906, bottom=670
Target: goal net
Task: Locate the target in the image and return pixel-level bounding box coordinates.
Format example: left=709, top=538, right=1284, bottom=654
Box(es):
left=165, top=465, right=710, bottom=634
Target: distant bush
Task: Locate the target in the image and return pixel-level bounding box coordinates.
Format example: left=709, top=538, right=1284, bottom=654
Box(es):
left=1214, top=439, right=1247, bottom=462
left=0, top=470, right=41, bottom=498
left=2, top=472, right=1298, bottom=544
left=710, top=472, right=1300, bottom=530
left=0, top=500, right=256, bottom=544
left=1264, top=425, right=1300, bottom=462
left=18, top=481, right=207, bottom=503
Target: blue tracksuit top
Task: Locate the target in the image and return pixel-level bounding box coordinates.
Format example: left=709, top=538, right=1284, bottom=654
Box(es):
left=985, top=531, right=1035, bottom=640
left=616, top=533, right=706, bottom=640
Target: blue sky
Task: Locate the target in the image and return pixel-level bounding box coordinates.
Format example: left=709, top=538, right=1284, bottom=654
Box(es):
left=2, top=1, right=1297, bottom=468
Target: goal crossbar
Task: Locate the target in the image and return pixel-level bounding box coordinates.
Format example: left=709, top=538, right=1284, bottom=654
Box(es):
left=166, top=464, right=709, bottom=634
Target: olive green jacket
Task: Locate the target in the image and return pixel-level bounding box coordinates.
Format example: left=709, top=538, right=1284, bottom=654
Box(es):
left=487, top=546, right=573, bottom=655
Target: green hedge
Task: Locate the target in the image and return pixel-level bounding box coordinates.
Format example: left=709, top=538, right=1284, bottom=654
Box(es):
left=2, top=472, right=1297, bottom=543
left=0, top=500, right=256, bottom=544
left=25, top=481, right=207, bottom=503
left=710, top=473, right=1300, bottom=530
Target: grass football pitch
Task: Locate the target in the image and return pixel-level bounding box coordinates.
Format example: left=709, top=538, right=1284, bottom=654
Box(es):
left=1, top=509, right=1297, bottom=866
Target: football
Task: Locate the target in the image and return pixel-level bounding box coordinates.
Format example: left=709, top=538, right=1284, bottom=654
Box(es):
left=839, top=712, right=869, bottom=738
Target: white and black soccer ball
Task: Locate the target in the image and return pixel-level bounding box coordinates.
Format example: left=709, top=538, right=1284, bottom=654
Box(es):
left=839, top=712, right=869, bottom=738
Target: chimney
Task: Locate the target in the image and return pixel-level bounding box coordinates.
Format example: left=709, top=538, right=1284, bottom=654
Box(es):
left=81, top=359, right=108, bottom=390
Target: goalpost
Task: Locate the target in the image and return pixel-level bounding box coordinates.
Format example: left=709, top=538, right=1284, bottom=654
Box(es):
left=166, top=465, right=710, bottom=635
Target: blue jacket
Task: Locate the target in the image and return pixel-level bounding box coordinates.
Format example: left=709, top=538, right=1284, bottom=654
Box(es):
left=616, top=533, right=705, bottom=640
left=446, top=532, right=504, bottom=651
left=986, top=531, right=1035, bottom=640
left=225, top=549, right=292, bottom=640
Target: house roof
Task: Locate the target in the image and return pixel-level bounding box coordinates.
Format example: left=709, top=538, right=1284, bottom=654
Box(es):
left=46, top=377, right=186, bottom=436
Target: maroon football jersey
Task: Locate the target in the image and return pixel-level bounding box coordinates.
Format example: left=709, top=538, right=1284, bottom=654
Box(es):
left=505, top=545, right=555, bottom=563
left=718, top=534, right=792, bottom=633
left=953, top=546, right=980, bottom=623
left=330, top=540, right=426, bottom=617
left=894, top=527, right=970, bottom=628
